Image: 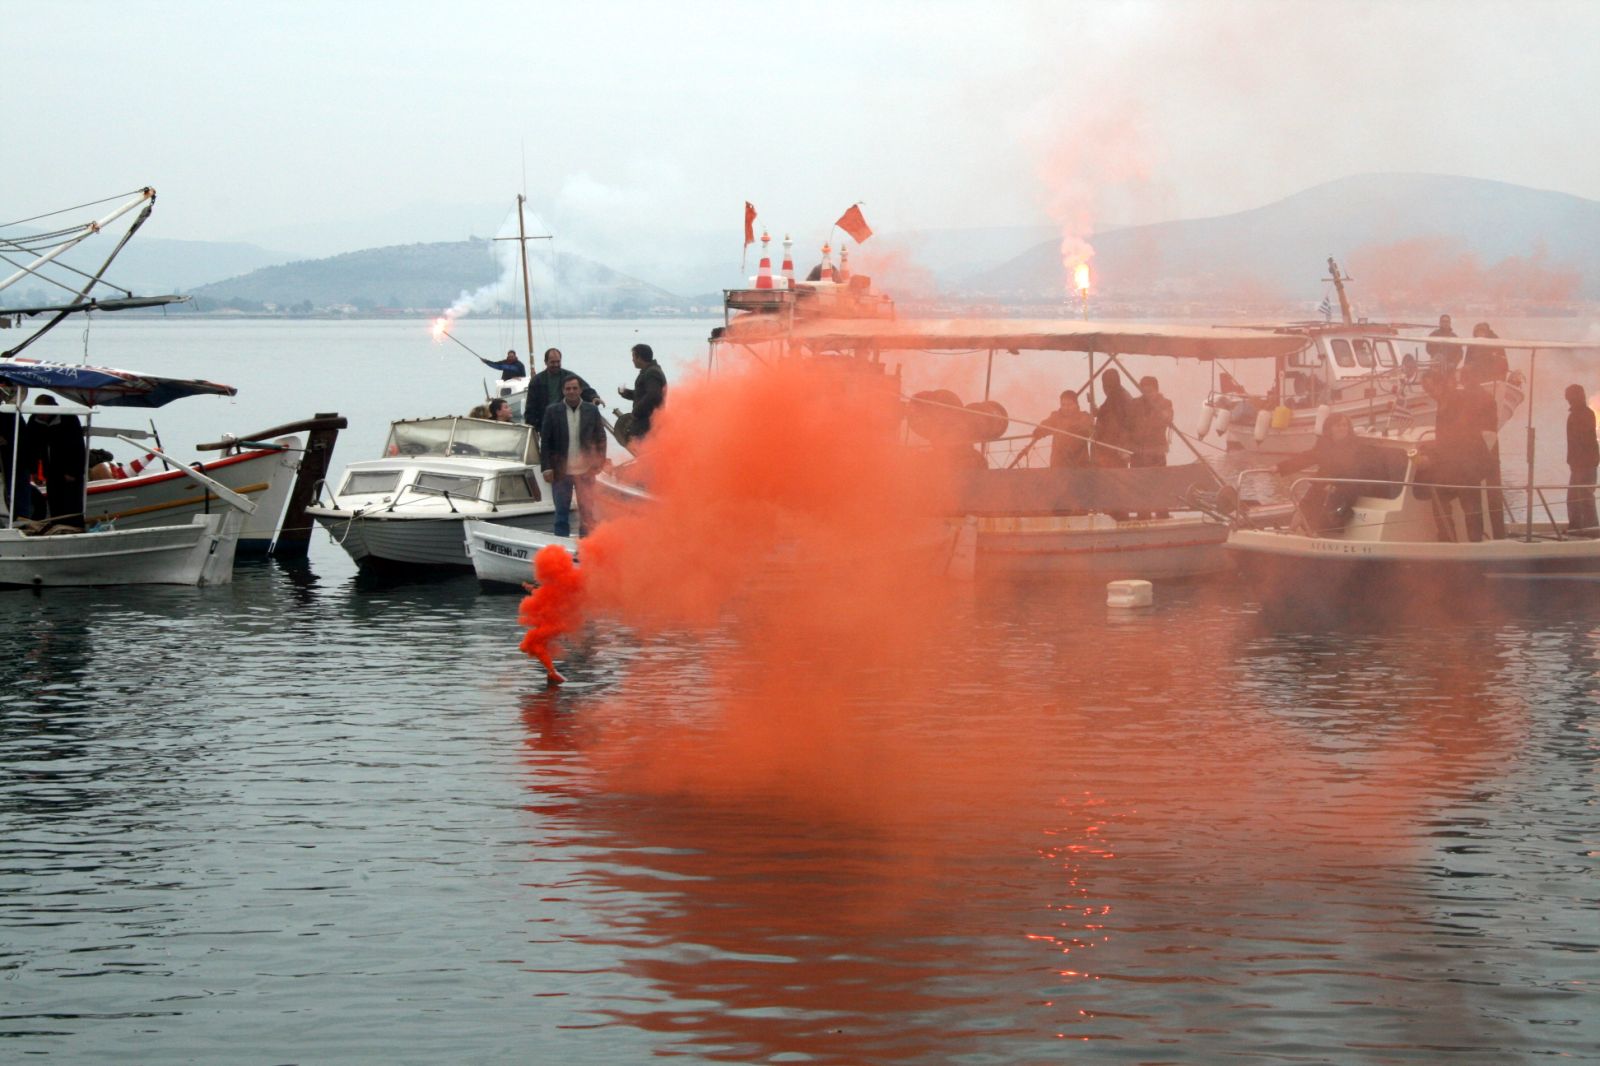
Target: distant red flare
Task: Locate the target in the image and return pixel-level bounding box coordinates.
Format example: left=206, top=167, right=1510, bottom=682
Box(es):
left=431, top=317, right=450, bottom=343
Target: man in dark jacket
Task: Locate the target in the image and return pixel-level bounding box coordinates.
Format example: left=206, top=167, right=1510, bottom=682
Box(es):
left=1090, top=369, right=1135, bottom=468
left=27, top=395, right=86, bottom=528
left=1565, top=383, right=1598, bottom=534
left=616, top=343, right=667, bottom=442
left=539, top=377, right=608, bottom=538
left=1426, top=313, right=1463, bottom=379
left=1420, top=370, right=1491, bottom=542
left=523, top=348, right=599, bottom=427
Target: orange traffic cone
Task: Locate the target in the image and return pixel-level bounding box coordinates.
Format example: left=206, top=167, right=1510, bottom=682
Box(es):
left=754, top=231, right=774, bottom=289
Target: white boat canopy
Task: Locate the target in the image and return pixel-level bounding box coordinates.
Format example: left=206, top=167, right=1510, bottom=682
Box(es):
left=721, top=317, right=1313, bottom=361
left=720, top=317, right=1600, bottom=361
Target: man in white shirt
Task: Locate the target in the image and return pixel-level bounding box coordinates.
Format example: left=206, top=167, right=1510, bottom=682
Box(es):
left=539, top=377, right=608, bottom=537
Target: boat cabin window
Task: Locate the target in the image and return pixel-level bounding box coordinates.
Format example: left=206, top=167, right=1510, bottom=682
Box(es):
left=1330, top=339, right=1356, bottom=368
left=413, top=471, right=483, bottom=500
left=1375, top=340, right=1397, bottom=367
left=1289, top=346, right=1322, bottom=369
left=451, top=420, right=533, bottom=461
left=495, top=471, right=542, bottom=503
left=342, top=470, right=401, bottom=496
left=1351, top=338, right=1376, bottom=368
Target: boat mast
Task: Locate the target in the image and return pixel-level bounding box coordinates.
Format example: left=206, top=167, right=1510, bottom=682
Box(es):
left=517, top=195, right=535, bottom=359
left=1325, top=257, right=1354, bottom=324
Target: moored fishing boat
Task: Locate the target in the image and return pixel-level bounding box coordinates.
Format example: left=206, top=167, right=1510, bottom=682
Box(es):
left=1225, top=334, right=1600, bottom=601
left=1201, top=259, right=1524, bottom=454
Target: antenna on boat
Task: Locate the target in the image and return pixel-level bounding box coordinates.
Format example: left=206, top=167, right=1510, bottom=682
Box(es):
left=495, top=196, right=552, bottom=361
left=1325, top=257, right=1354, bottom=324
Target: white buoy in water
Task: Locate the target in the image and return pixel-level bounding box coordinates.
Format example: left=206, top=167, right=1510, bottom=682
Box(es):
left=1106, top=579, right=1153, bottom=608
left=1253, top=408, right=1272, bottom=444
left=1196, top=403, right=1216, bottom=437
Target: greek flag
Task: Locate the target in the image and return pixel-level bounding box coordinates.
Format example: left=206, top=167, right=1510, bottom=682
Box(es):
left=1318, top=294, right=1334, bottom=318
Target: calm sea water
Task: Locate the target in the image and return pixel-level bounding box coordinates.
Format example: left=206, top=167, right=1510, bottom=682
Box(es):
left=1, top=318, right=1596, bottom=1063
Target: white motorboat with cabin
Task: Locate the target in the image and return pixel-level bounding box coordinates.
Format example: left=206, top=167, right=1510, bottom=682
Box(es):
left=306, top=414, right=558, bottom=570
left=1225, top=333, right=1600, bottom=600
left=1201, top=259, right=1524, bottom=454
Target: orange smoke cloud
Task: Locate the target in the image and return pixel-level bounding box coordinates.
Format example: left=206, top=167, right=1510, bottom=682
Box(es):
left=517, top=544, right=586, bottom=683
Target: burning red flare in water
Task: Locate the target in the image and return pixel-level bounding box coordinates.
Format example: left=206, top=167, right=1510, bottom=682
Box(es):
left=517, top=544, right=585, bottom=684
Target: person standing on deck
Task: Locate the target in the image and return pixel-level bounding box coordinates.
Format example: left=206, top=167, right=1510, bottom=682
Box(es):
left=1131, top=375, right=1175, bottom=520
left=1030, top=389, right=1094, bottom=468
left=1090, top=369, right=1136, bottom=469
left=617, top=343, right=667, bottom=443
left=1460, top=323, right=1509, bottom=388
left=539, top=377, right=608, bottom=538
left=1420, top=370, right=1490, bottom=542
left=497, top=350, right=526, bottom=381
left=523, top=348, right=600, bottom=427
left=1426, top=313, right=1463, bottom=381
left=26, top=395, right=86, bottom=528
left=1565, top=383, right=1598, bottom=534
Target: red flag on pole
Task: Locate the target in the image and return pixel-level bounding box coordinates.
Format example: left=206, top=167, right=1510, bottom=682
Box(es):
left=742, top=202, right=758, bottom=271
left=835, top=203, right=872, bottom=244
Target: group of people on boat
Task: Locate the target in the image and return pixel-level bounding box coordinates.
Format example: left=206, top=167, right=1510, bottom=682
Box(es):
left=1031, top=369, right=1173, bottom=472
left=476, top=342, right=668, bottom=539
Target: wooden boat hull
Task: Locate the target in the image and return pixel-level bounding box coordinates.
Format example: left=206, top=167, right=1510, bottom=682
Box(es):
left=0, top=512, right=241, bottom=588
left=974, top=515, right=1231, bottom=580
left=85, top=439, right=303, bottom=554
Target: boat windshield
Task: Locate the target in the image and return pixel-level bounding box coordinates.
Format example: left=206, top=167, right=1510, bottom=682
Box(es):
left=384, top=417, right=533, bottom=462
left=413, top=471, right=484, bottom=500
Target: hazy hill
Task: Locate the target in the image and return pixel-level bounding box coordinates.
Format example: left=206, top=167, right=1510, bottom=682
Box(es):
left=970, top=174, right=1600, bottom=311
left=188, top=240, right=683, bottom=314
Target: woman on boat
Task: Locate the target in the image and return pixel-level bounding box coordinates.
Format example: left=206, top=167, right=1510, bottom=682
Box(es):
left=1275, top=413, right=1378, bottom=534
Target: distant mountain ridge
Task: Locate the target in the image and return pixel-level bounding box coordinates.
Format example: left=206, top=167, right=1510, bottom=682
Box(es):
left=970, top=174, right=1600, bottom=310
left=188, top=240, right=682, bottom=314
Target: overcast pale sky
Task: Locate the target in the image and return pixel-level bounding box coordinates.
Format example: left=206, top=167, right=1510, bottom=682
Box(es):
left=9, top=0, right=1599, bottom=257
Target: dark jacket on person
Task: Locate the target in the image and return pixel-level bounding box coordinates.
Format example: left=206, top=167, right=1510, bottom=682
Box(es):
left=1034, top=408, right=1094, bottom=467
left=499, top=356, right=526, bottom=382
left=1091, top=385, right=1136, bottom=465
left=1429, top=387, right=1493, bottom=482
left=539, top=400, right=607, bottom=480
left=620, top=362, right=667, bottom=438
left=0, top=410, right=33, bottom=515
left=1568, top=403, right=1599, bottom=469
left=27, top=412, right=87, bottom=520
left=1130, top=393, right=1174, bottom=459
left=1426, top=325, right=1462, bottom=368
left=1459, top=346, right=1508, bottom=388
left=523, top=369, right=598, bottom=425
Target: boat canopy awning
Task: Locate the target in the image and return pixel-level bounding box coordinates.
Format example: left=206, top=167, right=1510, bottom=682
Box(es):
left=0, top=359, right=236, bottom=408
left=720, top=317, right=1314, bottom=361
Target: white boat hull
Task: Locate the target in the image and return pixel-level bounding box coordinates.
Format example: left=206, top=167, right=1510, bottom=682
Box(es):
left=974, top=514, right=1231, bottom=580
left=0, top=512, right=242, bottom=588
left=309, top=507, right=559, bottom=570
left=85, top=438, right=303, bottom=554
left=464, top=520, right=578, bottom=588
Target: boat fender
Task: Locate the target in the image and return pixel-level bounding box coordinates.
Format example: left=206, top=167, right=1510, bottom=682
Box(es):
left=1196, top=403, right=1216, bottom=438
left=1214, top=405, right=1233, bottom=435
left=1313, top=404, right=1331, bottom=435
left=1253, top=409, right=1272, bottom=444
